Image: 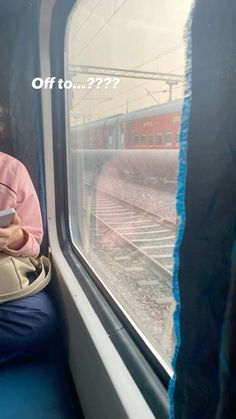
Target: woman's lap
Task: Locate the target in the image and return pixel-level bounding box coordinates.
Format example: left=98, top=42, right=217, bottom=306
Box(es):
left=0, top=291, right=56, bottom=365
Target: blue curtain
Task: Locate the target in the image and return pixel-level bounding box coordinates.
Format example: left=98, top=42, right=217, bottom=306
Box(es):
left=169, top=1, right=236, bottom=417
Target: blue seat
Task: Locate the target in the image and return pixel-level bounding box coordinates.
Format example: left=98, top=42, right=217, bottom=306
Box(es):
left=0, top=349, right=83, bottom=419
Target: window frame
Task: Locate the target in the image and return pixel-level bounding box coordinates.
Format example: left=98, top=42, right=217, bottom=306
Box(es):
left=49, top=2, right=174, bottom=416
left=156, top=133, right=163, bottom=145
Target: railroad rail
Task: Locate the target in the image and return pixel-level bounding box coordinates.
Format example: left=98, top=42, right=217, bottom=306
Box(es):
left=84, top=183, right=177, bottom=357
left=86, top=183, right=176, bottom=278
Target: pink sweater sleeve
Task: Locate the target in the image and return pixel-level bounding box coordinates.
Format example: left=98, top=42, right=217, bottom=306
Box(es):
left=4, top=164, right=43, bottom=258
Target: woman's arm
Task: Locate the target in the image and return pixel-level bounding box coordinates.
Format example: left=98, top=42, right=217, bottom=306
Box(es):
left=0, top=164, right=43, bottom=257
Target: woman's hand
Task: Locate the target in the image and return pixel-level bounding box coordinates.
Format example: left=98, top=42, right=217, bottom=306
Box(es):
left=0, top=213, right=25, bottom=251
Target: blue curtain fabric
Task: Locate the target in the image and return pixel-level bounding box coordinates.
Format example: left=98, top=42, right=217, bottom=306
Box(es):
left=169, top=1, right=236, bottom=417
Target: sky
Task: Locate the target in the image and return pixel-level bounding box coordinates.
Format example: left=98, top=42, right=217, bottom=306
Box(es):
left=66, top=0, right=193, bottom=125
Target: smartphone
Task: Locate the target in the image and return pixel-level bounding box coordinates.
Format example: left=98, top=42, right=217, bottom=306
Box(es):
left=0, top=208, right=16, bottom=228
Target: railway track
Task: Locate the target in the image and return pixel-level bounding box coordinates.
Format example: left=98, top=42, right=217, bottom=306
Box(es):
left=84, top=183, right=177, bottom=359
left=86, top=184, right=176, bottom=278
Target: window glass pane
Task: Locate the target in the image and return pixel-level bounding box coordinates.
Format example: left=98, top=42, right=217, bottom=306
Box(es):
left=65, top=0, right=192, bottom=370
left=134, top=135, right=140, bottom=146
left=148, top=134, right=154, bottom=145
left=156, top=133, right=163, bottom=145
left=141, top=134, right=146, bottom=145
left=175, top=131, right=180, bottom=144
left=164, top=132, right=173, bottom=146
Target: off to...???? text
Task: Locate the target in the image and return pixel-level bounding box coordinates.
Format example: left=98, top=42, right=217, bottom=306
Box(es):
left=32, top=77, right=121, bottom=90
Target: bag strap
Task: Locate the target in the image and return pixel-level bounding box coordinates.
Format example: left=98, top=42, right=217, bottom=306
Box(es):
left=0, top=256, right=51, bottom=304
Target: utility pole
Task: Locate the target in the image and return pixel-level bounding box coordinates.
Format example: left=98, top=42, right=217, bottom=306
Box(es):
left=166, top=80, right=179, bottom=102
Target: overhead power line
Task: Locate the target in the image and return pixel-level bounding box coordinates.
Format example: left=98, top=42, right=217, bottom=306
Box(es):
left=73, top=0, right=128, bottom=60
left=72, top=64, right=185, bottom=110
left=97, top=65, right=185, bottom=104
left=70, top=65, right=183, bottom=105
left=134, top=42, right=185, bottom=70
left=70, top=0, right=103, bottom=43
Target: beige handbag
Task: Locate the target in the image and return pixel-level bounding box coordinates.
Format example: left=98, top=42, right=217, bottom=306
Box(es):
left=0, top=252, right=51, bottom=303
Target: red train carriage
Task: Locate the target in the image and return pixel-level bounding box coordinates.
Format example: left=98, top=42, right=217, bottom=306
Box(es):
left=71, top=114, right=122, bottom=149
left=72, top=100, right=182, bottom=150
left=120, top=100, right=182, bottom=150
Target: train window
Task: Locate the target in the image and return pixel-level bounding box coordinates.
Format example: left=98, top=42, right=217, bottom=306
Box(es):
left=175, top=131, right=180, bottom=145
left=156, top=133, right=163, bottom=145
left=164, top=132, right=173, bottom=146
left=141, top=134, right=146, bottom=145
left=131, top=132, right=135, bottom=145
left=148, top=134, right=154, bottom=145
left=108, top=135, right=113, bottom=146
left=65, top=0, right=191, bottom=371
left=134, top=135, right=140, bottom=145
